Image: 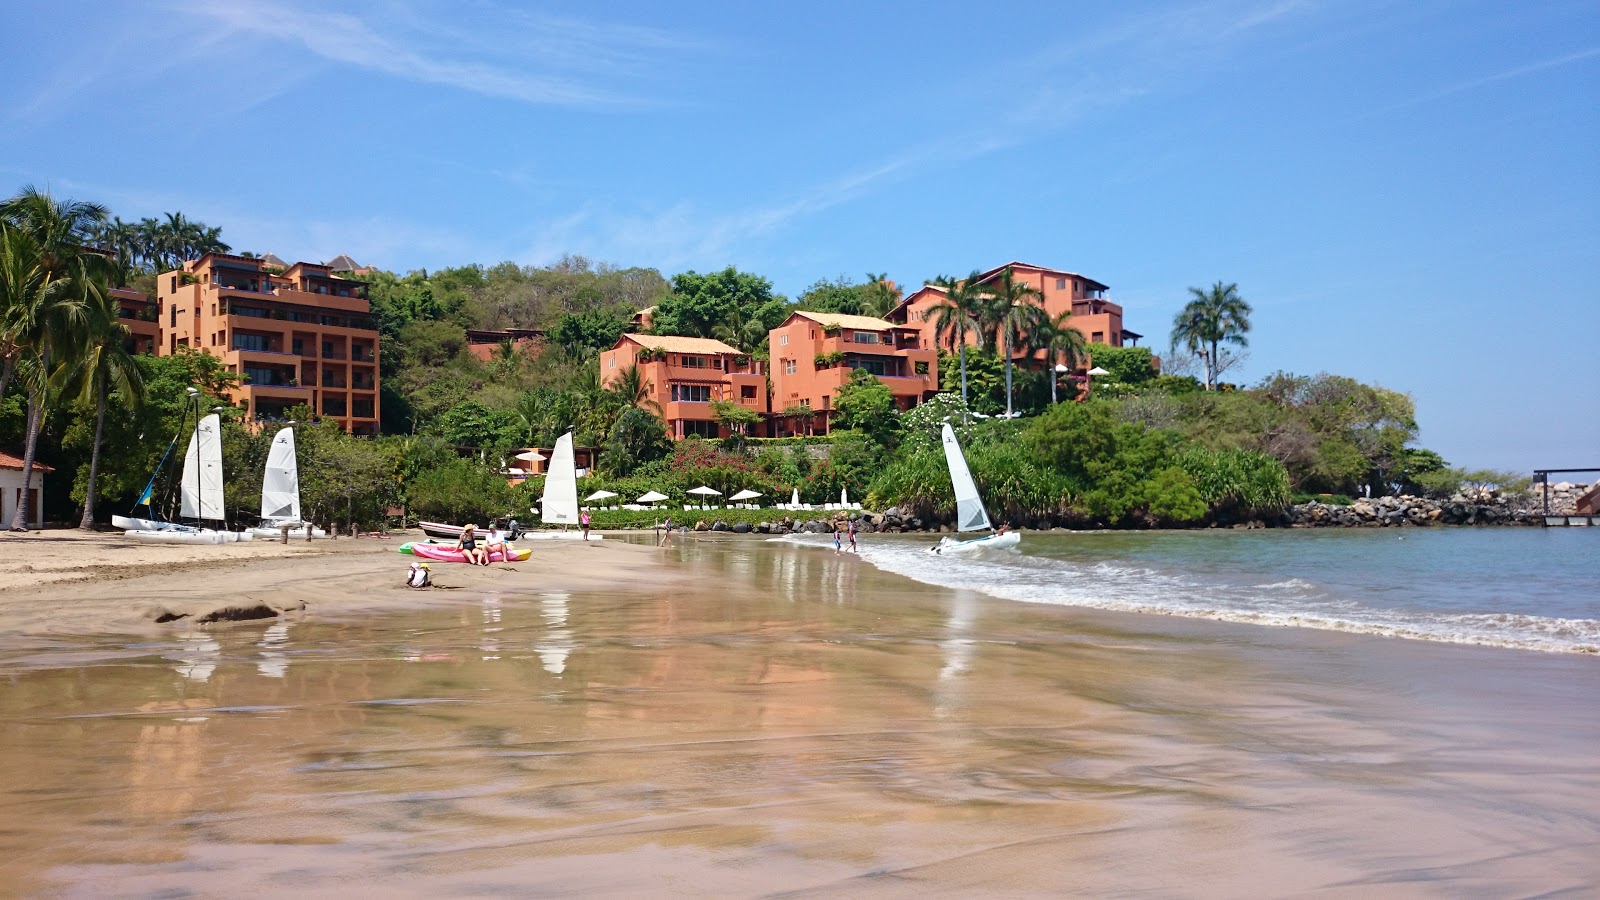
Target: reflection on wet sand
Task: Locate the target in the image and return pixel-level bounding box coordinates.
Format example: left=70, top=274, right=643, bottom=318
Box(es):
left=0, top=539, right=1596, bottom=896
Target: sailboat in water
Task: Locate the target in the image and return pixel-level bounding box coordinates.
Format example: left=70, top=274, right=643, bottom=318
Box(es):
left=125, top=413, right=251, bottom=543
left=246, top=427, right=324, bottom=538
left=930, top=423, right=1019, bottom=554
left=529, top=430, right=600, bottom=541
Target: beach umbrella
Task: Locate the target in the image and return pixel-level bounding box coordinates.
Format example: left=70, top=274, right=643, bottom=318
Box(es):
left=687, top=486, right=723, bottom=497
left=840, top=487, right=849, bottom=506
left=729, top=489, right=762, bottom=501
left=515, top=450, right=546, bottom=462
left=583, top=490, right=618, bottom=502
left=790, top=488, right=800, bottom=506
left=636, top=490, right=668, bottom=504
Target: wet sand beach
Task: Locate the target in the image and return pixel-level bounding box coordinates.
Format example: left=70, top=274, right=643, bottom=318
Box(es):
left=0, top=532, right=1595, bottom=896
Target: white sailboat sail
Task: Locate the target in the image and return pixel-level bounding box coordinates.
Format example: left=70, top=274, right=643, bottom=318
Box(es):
left=260, top=427, right=300, bottom=522
left=540, top=432, right=580, bottom=524
left=941, top=423, right=991, bottom=534
left=179, top=414, right=225, bottom=521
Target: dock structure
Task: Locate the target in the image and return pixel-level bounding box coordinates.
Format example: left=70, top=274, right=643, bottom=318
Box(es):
left=1532, top=468, right=1599, bottom=526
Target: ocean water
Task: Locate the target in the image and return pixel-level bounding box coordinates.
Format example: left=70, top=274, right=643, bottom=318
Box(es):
left=778, top=527, right=1600, bottom=654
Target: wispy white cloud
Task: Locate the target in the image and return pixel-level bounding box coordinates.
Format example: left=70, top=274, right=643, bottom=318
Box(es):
left=1363, top=45, right=1600, bottom=118
left=171, top=0, right=703, bottom=109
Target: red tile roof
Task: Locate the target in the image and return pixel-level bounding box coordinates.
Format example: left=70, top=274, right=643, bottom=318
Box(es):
left=0, top=451, right=53, bottom=472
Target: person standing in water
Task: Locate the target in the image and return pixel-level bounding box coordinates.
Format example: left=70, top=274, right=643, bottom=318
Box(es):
left=847, top=518, right=858, bottom=553
left=834, top=526, right=842, bottom=555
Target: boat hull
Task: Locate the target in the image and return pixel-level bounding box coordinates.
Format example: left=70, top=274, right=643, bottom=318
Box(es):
left=930, top=531, right=1021, bottom=555
left=247, top=522, right=326, bottom=539
left=125, top=529, right=253, bottom=544
left=112, top=515, right=198, bottom=533
left=518, top=532, right=601, bottom=541
left=402, top=541, right=532, bottom=563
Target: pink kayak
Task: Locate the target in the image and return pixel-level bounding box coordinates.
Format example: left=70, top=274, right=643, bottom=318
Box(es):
left=407, top=542, right=531, bottom=563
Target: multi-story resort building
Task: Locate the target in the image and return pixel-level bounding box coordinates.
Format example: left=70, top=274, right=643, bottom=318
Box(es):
left=888, top=261, right=1143, bottom=352
left=598, top=334, right=768, bottom=439
left=112, top=287, right=159, bottom=355
left=767, top=311, right=939, bottom=435
left=155, top=253, right=381, bottom=434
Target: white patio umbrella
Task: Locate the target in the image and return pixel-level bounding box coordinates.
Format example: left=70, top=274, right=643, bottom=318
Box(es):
left=729, top=489, right=762, bottom=501
left=687, top=486, right=723, bottom=497
left=583, top=490, right=619, bottom=502
left=515, top=450, right=546, bottom=462
left=840, top=487, right=849, bottom=506
left=790, top=488, right=800, bottom=506
left=636, top=490, right=669, bottom=504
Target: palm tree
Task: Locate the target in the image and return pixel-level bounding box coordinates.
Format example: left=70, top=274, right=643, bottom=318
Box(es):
left=610, top=364, right=662, bottom=414
left=1171, top=281, right=1252, bottom=391
left=977, top=266, right=1043, bottom=418
left=928, top=271, right=986, bottom=411
left=1025, top=307, right=1089, bottom=403
left=862, top=272, right=901, bottom=318
left=1, top=187, right=107, bottom=529
left=52, top=285, right=145, bottom=528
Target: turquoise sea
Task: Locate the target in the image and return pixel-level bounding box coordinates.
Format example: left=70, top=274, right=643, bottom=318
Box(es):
left=783, top=527, right=1600, bottom=654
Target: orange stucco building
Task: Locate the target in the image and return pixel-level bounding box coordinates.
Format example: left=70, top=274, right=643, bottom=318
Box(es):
left=599, top=334, right=768, bottom=438
left=767, top=311, right=938, bottom=435
left=112, top=287, right=159, bottom=355
left=888, top=261, right=1142, bottom=354
left=156, top=253, right=381, bottom=434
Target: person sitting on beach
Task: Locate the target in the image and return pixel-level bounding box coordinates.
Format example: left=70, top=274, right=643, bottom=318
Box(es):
left=406, top=561, right=432, bottom=588
left=455, top=524, right=487, bottom=566
left=483, top=526, right=508, bottom=563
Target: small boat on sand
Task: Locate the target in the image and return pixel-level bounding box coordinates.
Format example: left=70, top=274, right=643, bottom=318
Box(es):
left=399, top=541, right=531, bottom=563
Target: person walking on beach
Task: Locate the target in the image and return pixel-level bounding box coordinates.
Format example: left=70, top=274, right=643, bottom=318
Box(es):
left=834, top=526, right=842, bottom=555
left=580, top=510, right=592, bottom=541
left=847, top=519, right=858, bottom=553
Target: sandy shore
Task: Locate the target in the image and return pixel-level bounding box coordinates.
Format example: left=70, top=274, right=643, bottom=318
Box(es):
left=0, top=529, right=674, bottom=637
left=0, top=532, right=1594, bottom=896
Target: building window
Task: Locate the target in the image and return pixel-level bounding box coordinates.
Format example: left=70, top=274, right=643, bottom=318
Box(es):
left=852, top=331, right=880, bottom=344
left=850, top=357, right=889, bottom=376
left=1056, top=277, right=1066, bottom=290
left=682, top=419, right=718, bottom=438
left=671, top=384, right=711, bottom=403
left=740, top=385, right=757, bottom=400
left=233, top=333, right=269, bottom=352
left=915, top=361, right=929, bottom=375
left=779, top=334, right=789, bottom=346
left=678, top=355, right=710, bottom=368
left=608, top=358, right=615, bottom=369
left=784, top=359, right=797, bottom=375
left=1091, top=332, right=1104, bottom=343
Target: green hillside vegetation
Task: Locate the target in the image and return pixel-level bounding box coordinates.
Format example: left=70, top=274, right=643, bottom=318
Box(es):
left=3, top=185, right=1517, bottom=532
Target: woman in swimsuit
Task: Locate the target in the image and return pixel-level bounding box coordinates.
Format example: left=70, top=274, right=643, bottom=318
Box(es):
left=455, top=523, right=486, bottom=565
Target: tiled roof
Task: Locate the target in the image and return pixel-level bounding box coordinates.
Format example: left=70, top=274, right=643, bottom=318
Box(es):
left=623, top=334, right=743, bottom=354
left=326, top=253, right=363, bottom=271
left=261, top=253, right=288, bottom=268
left=791, top=311, right=902, bottom=331
left=975, top=261, right=1109, bottom=291
left=0, top=451, right=53, bottom=472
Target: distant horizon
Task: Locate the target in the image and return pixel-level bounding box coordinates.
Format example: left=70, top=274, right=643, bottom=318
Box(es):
left=4, top=0, right=1595, bottom=472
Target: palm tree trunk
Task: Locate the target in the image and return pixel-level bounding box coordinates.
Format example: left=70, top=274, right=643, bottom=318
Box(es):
left=1050, top=351, right=1058, bottom=404
left=1003, top=333, right=1014, bottom=418
left=0, top=356, right=13, bottom=400
left=9, top=392, right=41, bottom=531
left=80, top=376, right=107, bottom=529
left=1207, top=339, right=1219, bottom=391
left=958, top=345, right=968, bottom=410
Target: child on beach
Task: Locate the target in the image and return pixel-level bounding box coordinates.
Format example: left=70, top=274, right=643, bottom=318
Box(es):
left=405, top=561, right=431, bottom=588
left=834, top=527, right=842, bottom=554
left=847, top=519, right=858, bottom=553
left=581, top=510, right=592, bottom=541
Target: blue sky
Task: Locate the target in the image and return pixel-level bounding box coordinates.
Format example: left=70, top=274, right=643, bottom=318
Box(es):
left=3, top=0, right=1596, bottom=471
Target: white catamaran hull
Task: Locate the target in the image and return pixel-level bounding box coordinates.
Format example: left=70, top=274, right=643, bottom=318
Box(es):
left=246, top=523, right=326, bottom=539
left=518, top=531, right=602, bottom=541
left=112, top=515, right=198, bottom=533
left=930, top=531, right=1021, bottom=555
left=126, top=529, right=253, bottom=544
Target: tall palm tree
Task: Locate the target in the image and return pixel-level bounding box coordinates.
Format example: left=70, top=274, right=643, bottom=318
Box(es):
left=610, top=364, right=662, bottom=414
left=1171, top=281, right=1252, bottom=391
left=928, top=271, right=986, bottom=411
left=862, top=272, right=901, bottom=318
left=1025, top=307, right=1089, bottom=403
left=977, top=266, right=1043, bottom=418
left=52, top=285, right=145, bottom=528
left=1, top=187, right=108, bottom=530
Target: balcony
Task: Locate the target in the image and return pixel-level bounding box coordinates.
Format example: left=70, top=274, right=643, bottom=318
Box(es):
left=321, top=375, right=347, bottom=388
